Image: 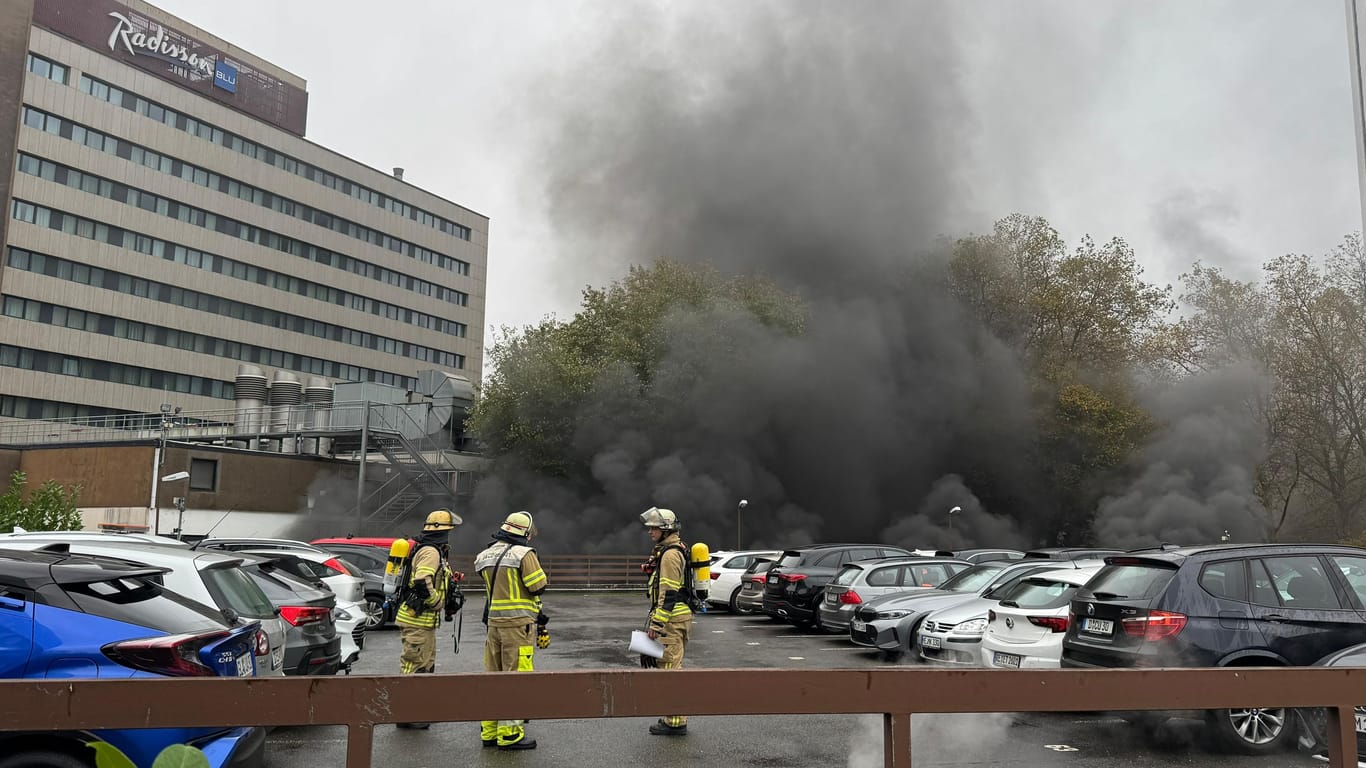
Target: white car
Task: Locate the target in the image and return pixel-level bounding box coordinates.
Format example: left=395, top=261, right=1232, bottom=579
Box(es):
left=706, top=550, right=781, bottom=613
left=980, top=565, right=1102, bottom=669
left=0, top=535, right=287, bottom=676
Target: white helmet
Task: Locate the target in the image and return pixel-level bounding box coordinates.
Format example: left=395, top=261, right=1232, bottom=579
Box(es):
left=639, top=507, right=679, bottom=531
left=500, top=511, right=536, bottom=537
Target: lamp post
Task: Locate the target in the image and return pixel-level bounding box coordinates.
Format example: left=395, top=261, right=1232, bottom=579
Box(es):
left=149, top=403, right=177, bottom=534
left=736, top=499, right=748, bottom=550
left=161, top=471, right=190, bottom=540
left=948, top=506, right=962, bottom=534
left=1220, top=530, right=1231, bottom=543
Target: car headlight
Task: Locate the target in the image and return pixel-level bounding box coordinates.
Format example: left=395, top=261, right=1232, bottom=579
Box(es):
left=951, top=618, right=987, bottom=636
left=877, top=610, right=911, bottom=619
left=335, top=608, right=355, bottom=621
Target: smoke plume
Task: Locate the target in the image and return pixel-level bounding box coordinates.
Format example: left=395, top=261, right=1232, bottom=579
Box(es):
left=1092, top=364, right=1272, bottom=547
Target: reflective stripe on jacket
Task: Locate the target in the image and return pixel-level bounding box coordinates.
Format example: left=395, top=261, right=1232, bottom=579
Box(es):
left=475, top=542, right=547, bottom=626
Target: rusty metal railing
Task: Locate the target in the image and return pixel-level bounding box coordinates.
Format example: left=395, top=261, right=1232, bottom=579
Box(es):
left=0, top=667, right=1362, bottom=768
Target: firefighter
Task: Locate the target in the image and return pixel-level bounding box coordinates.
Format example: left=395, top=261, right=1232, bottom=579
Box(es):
left=394, top=508, right=461, bottom=730
left=474, top=511, right=547, bottom=750
left=640, top=506, right=692, bottom=736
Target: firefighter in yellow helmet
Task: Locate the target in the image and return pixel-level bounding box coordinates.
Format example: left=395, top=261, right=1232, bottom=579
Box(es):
left=394, top=508, right=461, bottom=729
left=640, top=506, right=692, bottom=736
left=474, top=511, right=547, bottom=750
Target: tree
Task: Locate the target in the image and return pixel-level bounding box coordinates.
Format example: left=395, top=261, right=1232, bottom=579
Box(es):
left=0, top=471, right=83, bottom=532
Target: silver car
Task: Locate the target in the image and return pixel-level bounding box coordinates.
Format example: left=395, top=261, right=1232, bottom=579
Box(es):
left=818, top=557, right=970, bottom=634
left=0, top=535, right=288, bottom=676
left=706, top=550, right=782, bottom=613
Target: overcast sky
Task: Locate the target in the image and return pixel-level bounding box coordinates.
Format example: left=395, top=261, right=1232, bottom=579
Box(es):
left=154, top=1, right=1364, bottom=374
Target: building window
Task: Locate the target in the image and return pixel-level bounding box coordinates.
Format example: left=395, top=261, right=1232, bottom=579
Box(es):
left=26, top=53, right=68, bottom=85
left=190, top=459, right=218, bottom=491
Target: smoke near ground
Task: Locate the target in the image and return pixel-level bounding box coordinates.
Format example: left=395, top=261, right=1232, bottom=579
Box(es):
left=1093, top=364, right=1272, bottom=547
left=470, top=2, right=1266, bottom=553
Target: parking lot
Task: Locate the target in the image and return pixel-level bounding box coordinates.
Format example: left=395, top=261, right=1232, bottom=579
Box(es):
left=263, top=592, right=1322, bottom=767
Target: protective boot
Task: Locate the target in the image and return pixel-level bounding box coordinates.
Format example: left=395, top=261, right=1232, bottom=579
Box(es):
left=649, top=718, right=688, bottom=736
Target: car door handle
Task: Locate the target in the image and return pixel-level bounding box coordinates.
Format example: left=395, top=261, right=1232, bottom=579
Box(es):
left=1262, top=614, right=1287, bottom=623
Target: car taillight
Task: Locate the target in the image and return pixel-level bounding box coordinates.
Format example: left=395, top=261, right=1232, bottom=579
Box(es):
left=1122, top=610, right=1187, bottom=641
left=839, top=590, right=862, bottom=605
left=279, top=605, right=330, bottom=626
left=322, top=557, right=348, bottom=575
left=750, top=575, right=765, bottom=583
left=102, top=631, right=229, bottom=677
left=779, top=573, right=807, bottom=583
left=710, top=573, right=720, bottom=580
left=254, top=629, right=270, bottom=656
left=1027, top=616, right=1069, bottom=633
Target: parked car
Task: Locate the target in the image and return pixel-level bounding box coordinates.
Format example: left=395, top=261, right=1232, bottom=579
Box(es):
left=763, top=544, right=916, bottom=628
left=735, top=558, right=777, bottom=614
left=817, top=556, right=970, bottom=633
left=980, top=565, right=1102, bottom=669
left=705, top=549, right=782, bottom=613
left=237, top=554, right=342, bottom=676
left=953, top=548, right=1026, bottom=564
left=311, top=539, right=398, bottom=629
left=0, top=547, right=266, bottom=768
left=916, top=559, right=1106, bottom=665
left=1296, top=642, right=1366, bottom=766
left=1023, top=547, right=1123, bottom=561
left=1062, top=544, right=1366, bottom=755
left=0, top=537, right=286, bottom=677
left=853, top=558, right=1104, bottom=660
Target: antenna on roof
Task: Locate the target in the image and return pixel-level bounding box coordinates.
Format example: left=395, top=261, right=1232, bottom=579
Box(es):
left=190, top=507, right=239, bottom=549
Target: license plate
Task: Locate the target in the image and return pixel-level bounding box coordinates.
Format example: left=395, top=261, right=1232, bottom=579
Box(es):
left=272, top=646, right=284, bottom=670
left=768, top=575, right=778, bottom=584
left=851, top=620, right=866, bottom=632
left=1356, top=714, right=1366, bottom=733
left=1081, top=618, right=1114, bottom=635
left=921, top=636, right=942, bottom=649
left=993, top=652, right=1022, bottom=668
left=236, top=653, right=254, bottom=677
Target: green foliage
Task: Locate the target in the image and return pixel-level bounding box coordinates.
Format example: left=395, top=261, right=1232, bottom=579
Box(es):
left=469, top=260, right=806, bottom=478
left=91, top=742, right=210, bottom=768
left=0, top=470, right=83, bottom=532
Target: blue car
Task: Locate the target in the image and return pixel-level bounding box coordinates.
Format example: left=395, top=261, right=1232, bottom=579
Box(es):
left=0, top=547, right=266, bottom=768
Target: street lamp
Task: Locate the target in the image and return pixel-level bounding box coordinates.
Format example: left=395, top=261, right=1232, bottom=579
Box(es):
left=1220, top=530, right=1231, bottom=543
left=161, top=470, right=190, bottom=540
left=948, top=506, right=962, bottom=534
left=736, top=499, right=748, bottom=550
left=149, top=404, right=180, bottom=534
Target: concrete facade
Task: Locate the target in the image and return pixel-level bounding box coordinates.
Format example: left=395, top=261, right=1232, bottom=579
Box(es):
left=0, top=0, right=487, bottom=422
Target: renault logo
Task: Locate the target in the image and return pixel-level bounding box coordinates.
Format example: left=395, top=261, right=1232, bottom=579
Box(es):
left=1005, top=617, right=1014, bottom=629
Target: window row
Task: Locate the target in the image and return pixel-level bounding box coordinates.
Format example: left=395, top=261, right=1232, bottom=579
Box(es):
left=9, top=199, right=469, bottom=340
left=0, top=343, right=235, bottom=399
left=76, top=71, right=473, bottom=240
left=15, top=151, right=470, bottom=308
left=25, top=53, right=68, bottom=85
left=20, top=106, right=472, bottom=276
left=1, top=295, right=428, bottom=388
left=0, top=395, right=135, bottom=422
left=5, top=247, right=465, bottom=372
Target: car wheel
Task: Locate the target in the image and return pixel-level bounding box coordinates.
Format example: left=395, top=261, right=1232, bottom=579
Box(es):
left=729, top=586, right=751, bottom=614
left=0, top=750, right=89, bottom=768
left=1209, top=706, right=1296, bottom=755
left=362, top=595, right=387, bottom=630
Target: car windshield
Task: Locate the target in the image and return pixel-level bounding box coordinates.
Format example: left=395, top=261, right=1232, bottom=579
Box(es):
left=65, top=576, right=227, bottom=633
left=777, top=553, right=804, bottom=568
left=201, top=564, right=277, bottom=618
left=1086, top=563, right=1177, bottom=600
left=997, top=577, right=1079, bottom=610
left=831, top=566, right=862, bottom=586
left=938, top=564, right=1005, bottom=593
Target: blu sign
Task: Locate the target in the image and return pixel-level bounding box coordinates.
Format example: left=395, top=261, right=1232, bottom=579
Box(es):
left=214, top=59, right=238, bottom=93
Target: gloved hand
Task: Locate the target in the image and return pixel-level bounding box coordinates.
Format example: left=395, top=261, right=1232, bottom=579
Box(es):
left=536, top=612, right=550, bottom=627
left=639, top=654, right=658, bottom=669
left=537, top=626, right=550, bottom=649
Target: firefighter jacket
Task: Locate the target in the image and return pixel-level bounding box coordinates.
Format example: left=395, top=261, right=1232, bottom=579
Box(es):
left=475, top=540, right=547, bottom=626
left=647, top=533, right=692, bottom=631
left=395, top=543, right=449, bottom=630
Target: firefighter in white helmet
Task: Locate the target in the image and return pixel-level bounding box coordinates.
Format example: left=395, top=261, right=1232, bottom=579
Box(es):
left=639, top=506, right=692, bottom=735
left=394, top=508, right=462, bottom=729
left=474, top=511, right=547, bottom=750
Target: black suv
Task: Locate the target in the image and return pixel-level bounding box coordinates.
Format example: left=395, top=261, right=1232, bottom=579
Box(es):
left=762, top=543, right=915, bottom=628
left=1061, top=544, right=1366, bottom=755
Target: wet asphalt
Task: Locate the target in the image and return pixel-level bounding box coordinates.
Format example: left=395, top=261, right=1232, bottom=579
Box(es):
left=264, top=592, right=1321, bottom=768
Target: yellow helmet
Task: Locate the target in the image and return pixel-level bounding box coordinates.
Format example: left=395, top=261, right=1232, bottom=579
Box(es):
left=639, top=507, right=679, bottom=531
left=423, top=508, right=462, bottom=531
left=500, top=511, right=536, bottom=537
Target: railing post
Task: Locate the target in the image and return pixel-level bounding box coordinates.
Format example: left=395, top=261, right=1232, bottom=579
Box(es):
left=346, top=722, right=373, bottom=768
left=883, top=712, right=911, bottom=768
left=1326, top=705, right=1357, bottom=768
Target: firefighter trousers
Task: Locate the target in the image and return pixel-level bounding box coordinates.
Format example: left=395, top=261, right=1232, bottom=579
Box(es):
left=398, top=625, right=436, bottom=674
left=657, top=615, right=692, bottom=727
left=481, top=622, right=535, bottom=745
